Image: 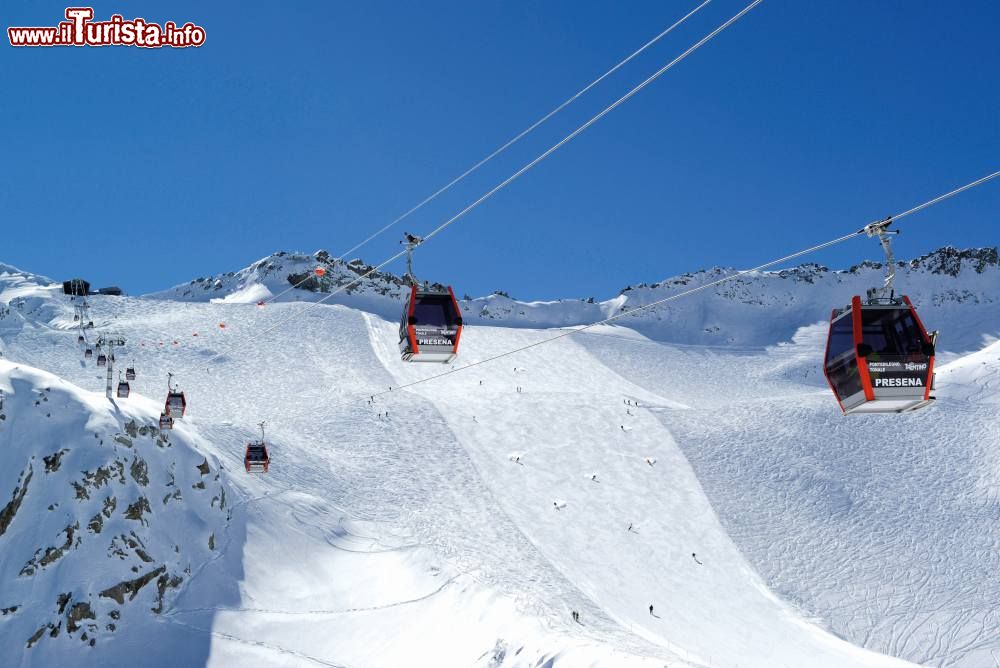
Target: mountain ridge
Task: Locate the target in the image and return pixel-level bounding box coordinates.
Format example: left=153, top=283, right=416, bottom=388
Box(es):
left=140, top=245, right=1000, bottom=350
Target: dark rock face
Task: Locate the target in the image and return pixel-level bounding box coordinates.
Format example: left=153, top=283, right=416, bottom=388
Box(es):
left=129, top=457, right=149, bottom=487
left=908, top=246, right=999, bottom=276
left=66, top=602, right=95, bottom=633
left=0, top=465, right=32, bottom=537
left=99, top=566, right=166, bottom=605
left=152, top=571, right=183, bottom=614
left=123, top=497, right=151, bottom=524
left=286, top=271, right=324, bottom=292
left=43, top=450, right=69, bottom=473
left=20, top=522, right=81, bottom=576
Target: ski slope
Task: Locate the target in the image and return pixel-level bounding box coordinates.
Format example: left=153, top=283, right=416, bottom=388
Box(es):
left=2, top=253, right=998, bottom=666
left=577, top=326, right=1000, bottom=667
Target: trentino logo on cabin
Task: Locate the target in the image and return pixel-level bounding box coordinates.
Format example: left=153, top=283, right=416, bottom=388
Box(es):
left=8, top=8, right=206, bottom=48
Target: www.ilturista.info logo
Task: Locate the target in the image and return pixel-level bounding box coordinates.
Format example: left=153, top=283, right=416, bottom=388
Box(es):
left=8, top=8, right=205, bottom=48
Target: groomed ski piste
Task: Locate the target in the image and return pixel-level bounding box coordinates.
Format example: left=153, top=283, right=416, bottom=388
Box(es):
left=1, top=249, right=998, bottom=667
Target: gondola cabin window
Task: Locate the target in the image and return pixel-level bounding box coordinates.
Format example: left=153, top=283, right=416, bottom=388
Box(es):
left=825, top=312, right=862, bottom=402
left=412, top=294, right=460, bottom=331
left=860, top=309, right=924, bottom=357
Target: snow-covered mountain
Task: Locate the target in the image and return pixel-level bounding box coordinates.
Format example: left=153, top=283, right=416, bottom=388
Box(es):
left=0, top=360, right=231, bottom=664
left=149, top=246, right=1000, bottom=350
left=2, top=248, right=998, bottom=667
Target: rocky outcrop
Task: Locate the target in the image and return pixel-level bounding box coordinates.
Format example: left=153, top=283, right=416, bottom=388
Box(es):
left=20, top=522, right=80, bottom=576
left=0, top=465, right=32, bottom=537
left=908, top=246, right=999, bottom=276
left=99, top=566, right=166, bottom=605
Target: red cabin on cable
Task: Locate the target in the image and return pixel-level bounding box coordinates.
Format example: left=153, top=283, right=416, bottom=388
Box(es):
left=823, top=296, right=936, bottom=414
left=164, top=392, right=186, bottom=417
left=244, top=443, right=270, bottom=473
left=823, top=218, right=937, bottom=414
left=163, top=373, right=186, bottom=418
left=398, top=284, right=463, bottom=363
left=244, top=422, right=270, bottom=473
left=396, top=233, right=464, bottom=363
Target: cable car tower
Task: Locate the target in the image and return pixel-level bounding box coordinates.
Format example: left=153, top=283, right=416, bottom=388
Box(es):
left=397, top=233, right=464, bottom=363
left=823, top=217, right=938, bottom=414
left=96, top=334, right=127, bottom=399
left=73, top=299, right=91, bottom=343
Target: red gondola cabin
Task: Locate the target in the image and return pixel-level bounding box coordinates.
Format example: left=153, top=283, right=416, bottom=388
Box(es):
left=823, top=296, right=936, bottom=414
left=398, top=285, right=463, bottom=363
left=244, top=442, right=270, bottom=473
left=164, top=391, right=186, bottom=418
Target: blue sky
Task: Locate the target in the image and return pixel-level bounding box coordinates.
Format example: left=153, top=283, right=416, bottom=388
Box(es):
left=2, top=0, right=998, bottom=299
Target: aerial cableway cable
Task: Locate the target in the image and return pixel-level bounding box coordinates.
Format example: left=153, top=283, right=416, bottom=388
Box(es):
left=374, top=170, right=1000, bottom=397
left=331, top=0, right=715, bottom=263
left=255, top=0, right=714, bottom=308
left=203, top=0, right=767, bottom=367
